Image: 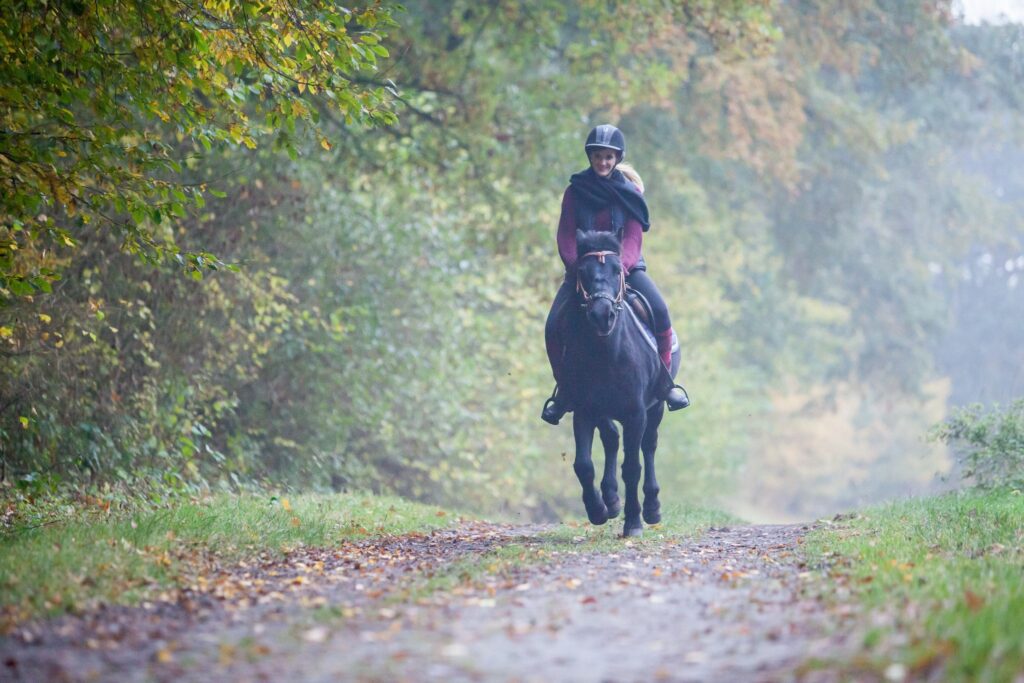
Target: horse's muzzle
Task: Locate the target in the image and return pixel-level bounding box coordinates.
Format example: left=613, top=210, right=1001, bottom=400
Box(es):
left=586, top=296, right=620, bottom=337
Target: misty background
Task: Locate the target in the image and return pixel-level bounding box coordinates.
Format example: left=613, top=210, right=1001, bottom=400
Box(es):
left=1, top=0, right=1022, bottom=522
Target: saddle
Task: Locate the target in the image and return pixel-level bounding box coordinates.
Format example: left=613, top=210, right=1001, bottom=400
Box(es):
left=625, top=286, right=656, bottom=332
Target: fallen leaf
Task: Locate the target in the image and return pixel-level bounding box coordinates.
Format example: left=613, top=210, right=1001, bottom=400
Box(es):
left=218, top=643, right=236, bottom=666
left=884, top=662, right=907, bottom=681
left=441, top=642, right=468, bottom=658
left=963, top=589, right=985, bottom=612
left=303, top=627, right=329, bottom=643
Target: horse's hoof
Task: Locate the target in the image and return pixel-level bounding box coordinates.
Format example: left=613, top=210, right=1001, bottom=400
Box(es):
left=622, top=525, right=643, bottom=538
left=605, top=497, right=622, bottom=519
left=642, top=507, right=661, bottom=525
left=583, top=489, right=608, bottom=525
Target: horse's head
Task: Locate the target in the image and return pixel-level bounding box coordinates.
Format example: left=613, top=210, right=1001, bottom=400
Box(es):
left=575, top=230, right=625, bottom=337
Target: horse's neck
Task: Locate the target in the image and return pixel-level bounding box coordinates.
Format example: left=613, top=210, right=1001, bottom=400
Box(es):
left=569, top=311, right=631, bottom=362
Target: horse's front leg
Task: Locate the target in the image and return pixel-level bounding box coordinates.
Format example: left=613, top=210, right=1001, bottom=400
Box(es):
left=573, top=412, right=608, bottom=526
left=621, top=410, right=647, bottom=538
left=642, top=403, right=665, bottom=525
left=597, top=418, right=621, bottom=519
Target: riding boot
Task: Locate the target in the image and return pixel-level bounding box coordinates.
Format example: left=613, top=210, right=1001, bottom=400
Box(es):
left=655, top=328, right=690, bottom=412
left=541, top=341, right=572, bottom=425
left=665, top=384, right=690, bottom=411
left=541, top=384, right=573, bottom=425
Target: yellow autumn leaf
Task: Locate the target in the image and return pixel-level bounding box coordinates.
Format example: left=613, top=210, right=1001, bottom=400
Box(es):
left=0, top=326, right=12, bottom=337
left=38, top=313, right=51, bottom=323
left=281, top=498, right=292, bottom=511
left=320, top=137, right=332, bottom=151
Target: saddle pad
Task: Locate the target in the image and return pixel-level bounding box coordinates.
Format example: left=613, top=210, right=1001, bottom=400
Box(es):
left=624, top=304, right=678, bottom=356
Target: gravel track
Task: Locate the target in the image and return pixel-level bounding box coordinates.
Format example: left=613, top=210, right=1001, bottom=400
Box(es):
left=1, top=521, right=857, bottom=682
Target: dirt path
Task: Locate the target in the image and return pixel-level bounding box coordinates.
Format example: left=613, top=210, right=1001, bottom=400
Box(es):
left=1, top=521, right=858, bottom=682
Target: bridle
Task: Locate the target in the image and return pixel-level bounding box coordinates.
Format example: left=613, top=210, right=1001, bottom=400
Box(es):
left=576, top=250, right=626, bottom=314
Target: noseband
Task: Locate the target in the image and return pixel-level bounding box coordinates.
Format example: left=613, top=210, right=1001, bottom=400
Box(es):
left=576, top=250, right=626, bottom=317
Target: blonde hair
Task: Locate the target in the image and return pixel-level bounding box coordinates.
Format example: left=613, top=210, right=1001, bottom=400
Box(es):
left=617, top=162, right=645, bottom=194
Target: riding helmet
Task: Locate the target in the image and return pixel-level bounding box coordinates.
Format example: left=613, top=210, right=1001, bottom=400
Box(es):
left=584, top=124, right=625, bottom=160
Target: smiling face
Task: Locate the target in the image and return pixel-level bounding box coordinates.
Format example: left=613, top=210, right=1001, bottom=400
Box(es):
left=588, top=147, right=619, bottom=177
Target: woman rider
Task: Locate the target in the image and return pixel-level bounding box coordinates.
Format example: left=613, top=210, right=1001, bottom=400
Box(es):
left=541, top=124, right=689, bottom=425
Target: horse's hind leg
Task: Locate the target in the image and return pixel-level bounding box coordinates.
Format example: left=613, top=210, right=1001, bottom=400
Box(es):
left=573, top=413, right=608, bottom=526
left=597, top=418, right=621, bottom=519
left=641, top=403, right=665, bottom=525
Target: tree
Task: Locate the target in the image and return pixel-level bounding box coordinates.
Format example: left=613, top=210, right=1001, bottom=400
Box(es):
left=0, top=0, right=396, bottom=309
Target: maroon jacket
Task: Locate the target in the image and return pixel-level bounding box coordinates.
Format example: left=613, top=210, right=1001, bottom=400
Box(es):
left=556, top=187, right=643, bottom=272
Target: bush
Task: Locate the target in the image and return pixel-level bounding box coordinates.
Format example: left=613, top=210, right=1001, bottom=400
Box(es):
left=931, top=399, right=1024, bottom=489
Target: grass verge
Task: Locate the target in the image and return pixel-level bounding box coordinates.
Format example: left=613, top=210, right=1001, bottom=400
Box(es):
left=0, top=492, right=455, bottom=629
left=804, top=489, right=1024, bottom=682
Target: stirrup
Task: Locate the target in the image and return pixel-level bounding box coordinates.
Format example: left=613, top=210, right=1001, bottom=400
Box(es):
left=666, top=384, right=690, bottom=412
left=541, top=386, right=570, bottom=425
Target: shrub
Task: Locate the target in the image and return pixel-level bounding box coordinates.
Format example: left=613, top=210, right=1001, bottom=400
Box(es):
left=931, top=399, right=1024, bottom=489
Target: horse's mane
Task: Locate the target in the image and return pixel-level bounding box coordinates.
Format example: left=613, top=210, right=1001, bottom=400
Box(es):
left=576, top=230, right=622, bottom=258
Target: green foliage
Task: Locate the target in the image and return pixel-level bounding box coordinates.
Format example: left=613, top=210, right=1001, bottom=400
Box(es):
left=931, top=400, right=1024, bottom=490
left=2, top=1, right=1024, bottom=520
left=805, top=490, right=1024, bottom=681
left=0, top=0, right=397, bottom=303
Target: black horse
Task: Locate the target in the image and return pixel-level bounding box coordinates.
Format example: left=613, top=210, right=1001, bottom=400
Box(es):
left=563, top=230, right=680, bottom=537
